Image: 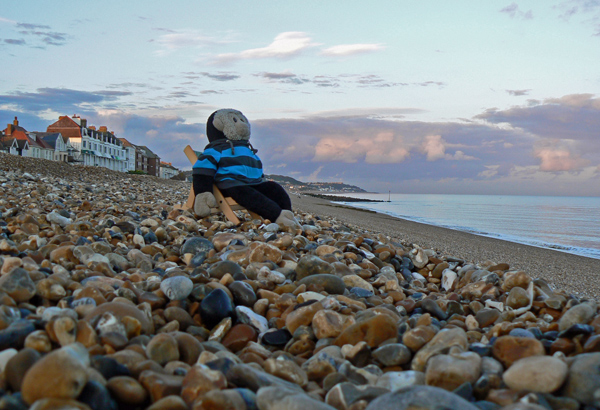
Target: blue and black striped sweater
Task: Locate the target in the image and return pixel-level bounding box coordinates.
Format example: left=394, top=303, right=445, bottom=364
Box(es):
left=192, top=140, right=265, bottom=189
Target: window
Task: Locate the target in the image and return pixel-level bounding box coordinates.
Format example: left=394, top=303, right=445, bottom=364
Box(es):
left=83, top=141, right=86, bottom=148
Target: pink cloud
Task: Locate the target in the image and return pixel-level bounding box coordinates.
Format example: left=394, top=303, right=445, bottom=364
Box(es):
left=422, top=135, right=446, bottom=161
left=313, top=132, right=409, bottom=164
left=535, top=148, right=589, bottom=171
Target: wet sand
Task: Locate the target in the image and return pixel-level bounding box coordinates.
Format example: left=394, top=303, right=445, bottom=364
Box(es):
left=291, top=193, right=600, bottom=299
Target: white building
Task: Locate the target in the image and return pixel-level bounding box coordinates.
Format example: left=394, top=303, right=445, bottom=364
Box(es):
left=160, top=161, right=179, bottom=179
left=118, top=138, right=137, bottom=172
left=47, top=116, right=127, bottom=172
left=28, top=132, right=73, bottom=162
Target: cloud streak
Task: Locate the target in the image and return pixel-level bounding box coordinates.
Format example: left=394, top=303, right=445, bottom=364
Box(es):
left=214, top=32, right=318, bottom=64
left=320, top=43, right=385, bottom=56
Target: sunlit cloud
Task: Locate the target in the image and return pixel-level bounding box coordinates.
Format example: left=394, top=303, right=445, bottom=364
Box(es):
left=213, top=32, right=319, bottom=64
left=320, top=43, right=385, bottom=56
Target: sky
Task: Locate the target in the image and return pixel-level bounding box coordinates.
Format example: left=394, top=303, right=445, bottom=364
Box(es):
left=1, top=0, right=600, bottom=196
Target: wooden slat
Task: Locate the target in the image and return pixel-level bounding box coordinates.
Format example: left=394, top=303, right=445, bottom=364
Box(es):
left=213, top=183, right=240, bottom=225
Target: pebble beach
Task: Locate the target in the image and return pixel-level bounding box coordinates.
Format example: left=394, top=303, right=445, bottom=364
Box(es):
left=1, top=153, right=600, bottom=410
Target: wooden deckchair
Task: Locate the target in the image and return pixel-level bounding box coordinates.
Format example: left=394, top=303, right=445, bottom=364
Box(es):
left=174, top=145, right=261, bottom=225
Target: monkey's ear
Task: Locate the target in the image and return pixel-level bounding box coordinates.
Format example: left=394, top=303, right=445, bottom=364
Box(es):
left=212, top=114, right=224, bottom=132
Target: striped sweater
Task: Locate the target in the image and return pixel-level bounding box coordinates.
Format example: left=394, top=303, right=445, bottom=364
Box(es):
left=192, top=140, right=264, bottom=189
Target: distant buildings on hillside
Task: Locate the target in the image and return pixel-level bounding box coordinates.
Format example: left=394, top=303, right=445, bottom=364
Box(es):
left=0, top=115, right=179, bottom=179
left=266, top=174, right=367, bottom=193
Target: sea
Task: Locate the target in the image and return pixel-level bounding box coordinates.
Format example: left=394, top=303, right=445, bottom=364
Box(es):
left=329, top=193, right=600, bottom=260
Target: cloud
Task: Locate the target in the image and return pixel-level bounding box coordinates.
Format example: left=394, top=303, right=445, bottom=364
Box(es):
left=415, top=81, right=446, bottom=87
left=355, top=75, right=406, bottom=88
left=18, top=27, right=67, bottom=46
left=422, top=135, right=446, bottom=161
left=506, top=89, right=531, bottom=96
left=3, top=39, right=26, bottom=45
left=556, top=0, right=600, bottom=35
left=320, top=43, right=385, bottom=57
left=476, top=94, right=600, bottom=142
left=307, top=165, right=324, bottom=181
left=153, top=29, right=229, bottom=55
left=307, top=107, right=426, bottom=118
left=199, top=72, right=240, bottom=81
left=0, top=88, right=130, bottom=114
left=213, top=32, right=319, bottom=64
left=0, top=17, right=16, bottom=24
left=535, top=147, right=589, bottom=171
left=16, top=23, right=50, bottom=30
left=478, top=165, right=500, bottom=178
left=1, top=20, right=68, bottom=47
left=476, top=93, right=600, bottom=173
left=254, top=71, right=310, bottom=85
left=421, top=135, right=478, bottom=161
left=500, top=2, right=534, bottom=19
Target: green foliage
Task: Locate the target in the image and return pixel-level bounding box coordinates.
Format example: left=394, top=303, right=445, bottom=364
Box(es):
left=127, top=170, right=147, bottom=175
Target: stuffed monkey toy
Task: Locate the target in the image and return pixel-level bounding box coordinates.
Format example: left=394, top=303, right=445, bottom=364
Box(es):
left=192, top=109, right=299, bottom=228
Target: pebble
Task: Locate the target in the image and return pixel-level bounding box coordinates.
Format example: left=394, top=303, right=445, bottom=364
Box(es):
left=160, top=276, right=193, bottom=300
left=502, top=355, right=568, bottom=393
left=366, top=385, right=480, bottom=410
left=106, top=376, right=148, bottom=406
left=491, top=335, right=545, bottom=367
left=200, top=288, right=235, bottom=329
left=0, top=156, right=599, bottom=410
left=21, top=343, right=89, bottom=404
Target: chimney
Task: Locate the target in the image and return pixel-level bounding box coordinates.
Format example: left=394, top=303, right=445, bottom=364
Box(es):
left=6, top=124, right=13, bottom=136
left=13, top=116, right=18, bottom=127
left=89, top=126, right=96, bottom=131
left=99, top=126, right=108, bottom=133
left=80, top=119, right=87, bottom=128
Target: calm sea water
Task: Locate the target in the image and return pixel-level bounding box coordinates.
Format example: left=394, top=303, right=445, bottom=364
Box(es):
left=330, top=193, right=600, bottom=260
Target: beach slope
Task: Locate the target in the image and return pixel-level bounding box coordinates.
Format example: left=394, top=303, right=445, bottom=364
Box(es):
left=292, top=193, right=599, bottom=299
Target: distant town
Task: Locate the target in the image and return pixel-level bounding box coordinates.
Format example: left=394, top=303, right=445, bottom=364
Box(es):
left=0, top=114, right=180, bottom=179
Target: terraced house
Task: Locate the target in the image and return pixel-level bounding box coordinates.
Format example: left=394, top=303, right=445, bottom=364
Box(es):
left=47, top=115, right=127, bottom=172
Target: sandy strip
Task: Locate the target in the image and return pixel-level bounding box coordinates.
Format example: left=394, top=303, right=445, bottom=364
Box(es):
left=291, top=193, right=599, bottom=300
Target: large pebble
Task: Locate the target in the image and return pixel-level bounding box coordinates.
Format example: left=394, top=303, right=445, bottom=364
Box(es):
left=491, top=335, right=545, bottom=367
left=257, top=386, right=336, bottom=410
left=295, top=255, right=334, bottom=280
left=181, top=237, right=214, bottom=255
left=84, top=302, right=153, bottom=334
left=425, top=351, right=481, bottom=391
left=562, top=352, right=600, bottom=406
left=502, top=355, right=568, bottom=393
left=366, top=385, right=480, bottom=410
left=559, top=301, right=597, bottom=331
left=297, top=274, right=346, bottom=295
left=334, top=314, right=398, bottom=348
left=0, top=268, right=36, bottom=302
left=21, top=343, right=89, bottom=404
left=411, top=327, right=468, bottom=372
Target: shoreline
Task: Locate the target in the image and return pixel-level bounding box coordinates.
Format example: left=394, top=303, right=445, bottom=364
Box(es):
left=291, top=192, right=600, bottom=299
